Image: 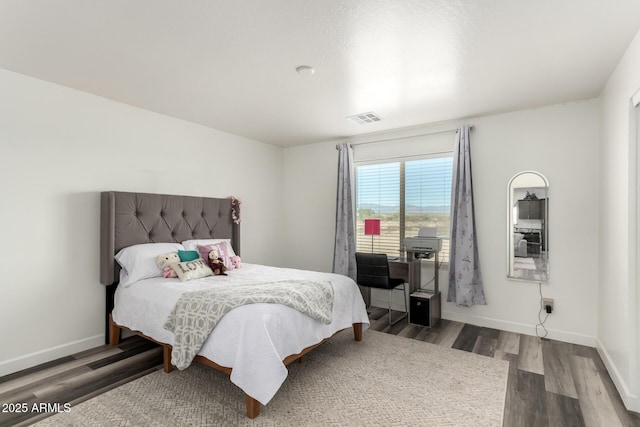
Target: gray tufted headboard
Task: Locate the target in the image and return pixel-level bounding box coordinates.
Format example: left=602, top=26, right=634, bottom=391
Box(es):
left=100, top=191, right=241, bottom=286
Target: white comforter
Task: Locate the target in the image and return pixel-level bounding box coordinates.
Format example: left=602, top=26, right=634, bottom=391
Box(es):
left=112, top=263, right=369, bottom=405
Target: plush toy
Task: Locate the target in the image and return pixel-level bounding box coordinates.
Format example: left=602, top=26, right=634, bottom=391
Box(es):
left=156, top=252, right=180, bottom=278
left=230, top=255, right=243, bottom=269
left=207, top=247, right=219, bottom=261
left=208, top=250, right=228, bottom=276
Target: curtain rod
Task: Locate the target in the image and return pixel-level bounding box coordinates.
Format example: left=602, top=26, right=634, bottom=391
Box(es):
left=356, top=149, right=454, bottom=163
left=335, top=125, right=475, bottom=150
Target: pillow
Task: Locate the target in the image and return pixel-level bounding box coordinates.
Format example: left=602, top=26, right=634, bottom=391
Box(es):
left=198, top=243, right=233, bottom=270
left=181, top=239, right=236, bottom=256
left=115, top=242, right=185, bottom=287
left=178, top=250, right=200, bottom=262
left=171, top=258, right=214, bottom=281
left=214, top=242, right=234, bottom=270
left=196, top=244, right=216, bottom=262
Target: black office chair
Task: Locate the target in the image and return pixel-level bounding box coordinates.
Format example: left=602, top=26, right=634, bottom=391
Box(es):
left=355, top=252, right=408, bottom=326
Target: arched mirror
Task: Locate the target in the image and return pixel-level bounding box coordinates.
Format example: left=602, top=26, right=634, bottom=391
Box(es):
left=507, top=171, right=549, bottom=282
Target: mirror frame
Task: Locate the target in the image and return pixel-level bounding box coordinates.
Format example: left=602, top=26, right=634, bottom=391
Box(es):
left=507, top=171, right=549, bottom=282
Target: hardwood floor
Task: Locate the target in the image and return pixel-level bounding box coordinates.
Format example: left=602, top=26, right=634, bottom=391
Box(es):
left=368, top=307, right=640, bottom=427
left=1, top=310, right=638, bottom=426
left=0, top=338, right=163, bottom=426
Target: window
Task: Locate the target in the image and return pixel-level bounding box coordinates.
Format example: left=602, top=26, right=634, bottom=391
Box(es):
left=355, top=155, right=453, bottom=262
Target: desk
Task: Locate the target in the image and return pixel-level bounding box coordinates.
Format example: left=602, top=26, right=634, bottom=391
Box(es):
left=388, top=253, right=441, bottom=327
left=388, top=251, right=440, bottom=294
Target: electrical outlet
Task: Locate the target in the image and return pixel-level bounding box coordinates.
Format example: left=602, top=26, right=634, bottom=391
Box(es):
left=543, top=298, right=554, bottom=313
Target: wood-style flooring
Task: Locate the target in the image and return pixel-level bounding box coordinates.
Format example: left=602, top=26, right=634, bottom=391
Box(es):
left=1, top=309, right=638, bottom=426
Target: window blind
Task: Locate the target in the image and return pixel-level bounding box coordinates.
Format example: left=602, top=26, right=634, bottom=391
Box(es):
left=404, top=156, right=453, bottom=261
left=355, top=155, right=453, bottom=261
left=355, top=162, right=401, bottom=256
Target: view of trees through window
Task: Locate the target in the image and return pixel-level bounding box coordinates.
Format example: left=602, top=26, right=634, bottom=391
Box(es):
left=356, top=156, right=453, bottom=262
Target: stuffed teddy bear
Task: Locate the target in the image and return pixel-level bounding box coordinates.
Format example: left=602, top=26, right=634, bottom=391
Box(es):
left=156, top=252, right=180, bottom=278
left=208, top=249, right=228, bottom=276
left=230, top=255, right=243, bottom=269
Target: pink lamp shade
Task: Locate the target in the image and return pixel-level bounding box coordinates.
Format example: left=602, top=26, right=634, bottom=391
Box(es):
left=364, top=219, right=381, bottom=236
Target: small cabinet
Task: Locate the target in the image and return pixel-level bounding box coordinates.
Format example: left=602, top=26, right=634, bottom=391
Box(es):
left=409, top=291, right=441, bottom=327
left=518, top=199, right=546, bottom=220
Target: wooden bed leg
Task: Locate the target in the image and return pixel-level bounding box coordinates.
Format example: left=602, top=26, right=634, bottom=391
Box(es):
left=353, top=322, right=363, bottom=341
left=163, top=345, right=174, bottom=373
left=108, top=314, right=121, bottom=346
left=245, top=395, right=260, bottom=418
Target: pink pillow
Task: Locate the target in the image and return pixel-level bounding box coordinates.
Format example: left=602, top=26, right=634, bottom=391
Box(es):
left=213, top=243, right=233, bottom=270
left=196, top=244, right=214, bottom=262
left=197, top=244, right=234, bottom=270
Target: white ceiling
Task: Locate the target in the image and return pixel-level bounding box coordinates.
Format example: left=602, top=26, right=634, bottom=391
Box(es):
left=1, top=1, right=639, bottom=147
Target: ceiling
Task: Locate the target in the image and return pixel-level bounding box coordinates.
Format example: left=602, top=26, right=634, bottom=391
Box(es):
left=1, top=1, right=640, bottom=147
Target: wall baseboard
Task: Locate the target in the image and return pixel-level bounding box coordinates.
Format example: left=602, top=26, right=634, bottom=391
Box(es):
left=595, top=338, right=640, bottom=413
left=0, top=335, right=104, bottom=377
left=369, top=292, right=597, bottom=347
left=441, top=310, right=596, bottom=347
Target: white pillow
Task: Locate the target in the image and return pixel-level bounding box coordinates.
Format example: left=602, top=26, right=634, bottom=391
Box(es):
left=181, top=239, right=236, bottom=256
left=115, top=242, right=185, bottom=287
left=171, top=259, right=214, bottom=281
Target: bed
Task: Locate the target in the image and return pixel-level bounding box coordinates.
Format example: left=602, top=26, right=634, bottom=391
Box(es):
left=100, top=191, right=369, bottom=418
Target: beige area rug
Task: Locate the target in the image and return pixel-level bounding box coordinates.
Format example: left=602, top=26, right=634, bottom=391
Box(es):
left=35, top=330, right=508, bottom=427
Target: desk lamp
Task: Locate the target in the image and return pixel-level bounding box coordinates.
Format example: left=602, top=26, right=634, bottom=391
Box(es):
left=364, top=219, right=381, bottom=252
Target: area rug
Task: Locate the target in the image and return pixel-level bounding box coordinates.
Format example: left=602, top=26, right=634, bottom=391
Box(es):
left=34, top=330, right=508, bottom=426
left=514, top=257, right=537, bottom=270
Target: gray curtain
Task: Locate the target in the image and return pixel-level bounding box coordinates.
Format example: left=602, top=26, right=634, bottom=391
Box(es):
left=448, top=125, right=486, bottom=307
left=332, top=143, right=357, bottom=280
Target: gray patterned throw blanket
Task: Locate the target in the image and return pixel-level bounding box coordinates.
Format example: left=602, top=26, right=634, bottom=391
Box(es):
left=164, top=280, right=334, bottom=370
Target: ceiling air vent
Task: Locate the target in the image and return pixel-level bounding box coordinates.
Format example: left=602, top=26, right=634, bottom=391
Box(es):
left=346, top=111, right=383, bottom=124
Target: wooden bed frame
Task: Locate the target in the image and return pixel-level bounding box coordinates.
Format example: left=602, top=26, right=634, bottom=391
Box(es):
left=109, top=314, right=362, bottom=418
left=100, top=191, right=363, bottom=418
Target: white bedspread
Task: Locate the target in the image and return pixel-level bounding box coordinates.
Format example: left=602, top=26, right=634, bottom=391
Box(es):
left=112, top=263, right=369, bottom=405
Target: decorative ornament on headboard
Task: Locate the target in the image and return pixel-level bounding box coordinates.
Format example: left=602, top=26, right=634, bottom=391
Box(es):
left=229, top=196, right=242, bottom=224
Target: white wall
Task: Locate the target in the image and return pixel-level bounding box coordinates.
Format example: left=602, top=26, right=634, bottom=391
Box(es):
left=0, top=68, right=285, bottom=375
left=283, top=141, right=339, bottom=272
left=598, top=28, right=640, bottom=412
left=283, top=99, right=600, bottom=346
